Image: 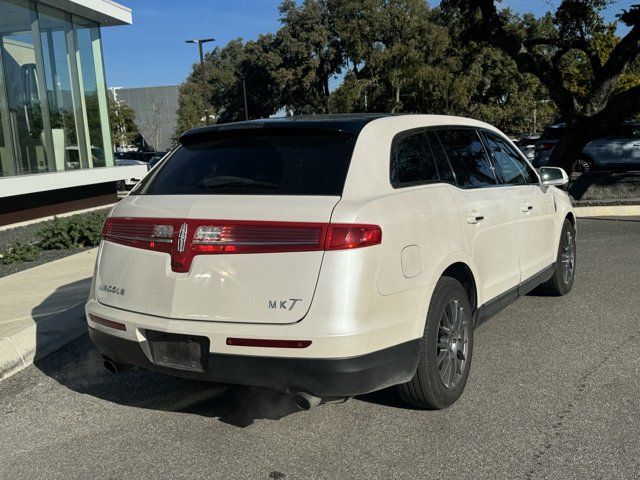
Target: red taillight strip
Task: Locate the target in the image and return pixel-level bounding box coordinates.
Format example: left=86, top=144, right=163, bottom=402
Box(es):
left=226, top=337, right=312, bottom=348
left=89, top=314, right=126, bottom=331
left=101, top=218, right=382, bottom=272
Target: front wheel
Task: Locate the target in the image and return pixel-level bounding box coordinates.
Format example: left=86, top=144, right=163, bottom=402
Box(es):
left=541, top=219, right=576, bottom=296
left=397, top=276, right=474, bottom=409
left=574, top=157, right=593, bottom=173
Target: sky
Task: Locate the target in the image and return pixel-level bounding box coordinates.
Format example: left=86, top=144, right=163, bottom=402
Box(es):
left=101, top=0, right=636, bottom=89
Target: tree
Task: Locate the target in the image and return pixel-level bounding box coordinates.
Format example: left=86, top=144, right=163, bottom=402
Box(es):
left=331, top=0, right=440, bottom=112
left=277, top=0, right=343, bottom=113
left=107, top=96, right=139, bottom=149
left=140, top=93, right=165, bottom=150
left=444, top=0, right=640, bottom=171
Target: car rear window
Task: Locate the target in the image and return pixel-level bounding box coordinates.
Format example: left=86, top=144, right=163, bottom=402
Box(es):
left=134, top=130, right=356, bottom=196
left=542, top=126, right=565, bottom=140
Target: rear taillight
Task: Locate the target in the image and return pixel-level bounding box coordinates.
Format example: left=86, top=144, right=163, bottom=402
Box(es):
left=191, top=222, right=326, bottom=254
left=325, top=224, right=382, bottom=250
left=537, top=142, right=555, bottom=151
left=102, top=218, right=381, bottom=272
left=102, top=218, right=174, bottom=254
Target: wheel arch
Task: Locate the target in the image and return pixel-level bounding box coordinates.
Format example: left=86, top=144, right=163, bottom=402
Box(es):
left=441, top=262, right=478, bottom=313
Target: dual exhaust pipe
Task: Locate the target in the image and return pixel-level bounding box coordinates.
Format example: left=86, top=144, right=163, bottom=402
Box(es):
left=103, top=357, right=338, bottom=411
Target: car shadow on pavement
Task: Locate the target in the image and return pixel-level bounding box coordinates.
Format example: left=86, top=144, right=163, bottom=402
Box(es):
left=35, top=334, right=304, bottom=428
left=31, top=281, right=305, bottom=428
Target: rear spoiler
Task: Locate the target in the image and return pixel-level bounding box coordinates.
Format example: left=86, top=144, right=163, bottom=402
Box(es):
left=179, top=125, right=356, bottom=146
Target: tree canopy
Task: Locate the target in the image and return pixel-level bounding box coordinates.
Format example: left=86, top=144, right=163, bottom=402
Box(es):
left=176, top=0, right=640, bottom=169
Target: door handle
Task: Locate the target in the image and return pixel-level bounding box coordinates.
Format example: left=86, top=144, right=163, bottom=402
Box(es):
left=521, top=203, right=533, bottom=213
left=466, top=214, right=485, bottom=224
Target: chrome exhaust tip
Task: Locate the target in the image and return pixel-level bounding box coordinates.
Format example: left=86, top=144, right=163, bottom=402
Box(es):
left=294, top=391, right=322, bottom=410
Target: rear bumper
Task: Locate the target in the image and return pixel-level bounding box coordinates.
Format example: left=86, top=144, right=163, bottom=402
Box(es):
left=89, top=327, right=420, bottom=397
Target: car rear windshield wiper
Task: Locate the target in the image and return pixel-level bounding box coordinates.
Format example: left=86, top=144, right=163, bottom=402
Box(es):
left=198, top=176, right=280, bottom=189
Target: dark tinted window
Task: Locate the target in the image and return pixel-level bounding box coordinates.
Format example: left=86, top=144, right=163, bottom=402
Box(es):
left=136, top=132, right=356, bottom=196
left=542, top=126, right=565, bottom=140
left=603, top=124, right=640, bottom=139
left=482, top=131, right=535, bottom=185
left=426, top=131, right=456, bottom=183
left=390, top=131, right=438, bottom=187
left=436, top=129, right=497, bottom=188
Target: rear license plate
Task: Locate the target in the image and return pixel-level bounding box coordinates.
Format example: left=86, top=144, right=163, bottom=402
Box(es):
left=145, top=330, right=209, bottom=372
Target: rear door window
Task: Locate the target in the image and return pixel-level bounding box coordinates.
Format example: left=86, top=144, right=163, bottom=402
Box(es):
left=482, top=131, right=535, bottom=185
left=390, top=130, right=439, bottom=187
left=435, top=128, right=497, bottom=188
left=136, top=131, right=356, bottom=196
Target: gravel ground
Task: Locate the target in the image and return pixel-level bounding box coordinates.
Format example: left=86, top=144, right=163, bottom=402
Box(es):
left=0, top=209, right=109, bottom=278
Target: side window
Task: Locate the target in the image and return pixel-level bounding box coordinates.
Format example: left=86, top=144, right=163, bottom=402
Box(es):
left=482, top=131, right=535, bottom=185
left=390, top=130, right=439, bottom=188
left=435, top=128, right=497, bottom=188
left=426, top=131, right=456, bottom=183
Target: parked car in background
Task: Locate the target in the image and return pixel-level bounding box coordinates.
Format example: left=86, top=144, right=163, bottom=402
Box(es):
left=115, top=155, right=148, bottom=191
left=87, top=114, right=575, bottom=411
left=534, top=121, right=640, bottom=172
left=147, top=151, right=169, bottom=170
left=517, top=135, right=540, bottom=162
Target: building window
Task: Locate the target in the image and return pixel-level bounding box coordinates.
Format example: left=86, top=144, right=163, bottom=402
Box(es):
left=38, top=4, right=81, bottom=171
left=0, top=0, right=51, bottom=176
left=0, top=0, right=114, bottom=177
left=74, top=15, right=113, bottom=168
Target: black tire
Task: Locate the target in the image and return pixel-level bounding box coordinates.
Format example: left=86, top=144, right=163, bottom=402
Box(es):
left=541, top=219, right=576, bottom=296
left=397, top=276, right=474, bottom=409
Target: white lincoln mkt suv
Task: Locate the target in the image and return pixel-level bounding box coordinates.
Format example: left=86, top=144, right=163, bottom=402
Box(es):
left=86, top=114, right=576, bottom=410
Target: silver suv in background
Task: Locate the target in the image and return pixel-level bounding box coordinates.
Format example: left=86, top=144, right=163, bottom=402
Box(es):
left=533, top=122, right=640, bottom=172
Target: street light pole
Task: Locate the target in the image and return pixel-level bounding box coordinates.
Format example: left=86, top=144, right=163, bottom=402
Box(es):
left=185, top=38, right=215, bottom=126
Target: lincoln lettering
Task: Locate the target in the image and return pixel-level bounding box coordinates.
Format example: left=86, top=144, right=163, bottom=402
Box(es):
left=99, top=284, right=125, bottom=296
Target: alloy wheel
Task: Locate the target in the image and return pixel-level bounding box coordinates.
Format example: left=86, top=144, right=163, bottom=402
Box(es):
left=575, top=159, right=592, bottom=173
left=436, top=299, right=469, bottom=389
left=561, top=230, right=575, bottom=285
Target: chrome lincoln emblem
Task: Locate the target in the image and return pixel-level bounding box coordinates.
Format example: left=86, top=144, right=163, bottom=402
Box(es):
left=177, top=223, right=188, bottom=252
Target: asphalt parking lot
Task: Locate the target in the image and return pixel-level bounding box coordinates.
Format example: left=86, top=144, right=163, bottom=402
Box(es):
left=1, top=217, right=639, bottom=480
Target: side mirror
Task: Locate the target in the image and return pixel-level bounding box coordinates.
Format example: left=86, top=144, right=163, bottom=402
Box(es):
left=539, top=166, right=569, bottom=186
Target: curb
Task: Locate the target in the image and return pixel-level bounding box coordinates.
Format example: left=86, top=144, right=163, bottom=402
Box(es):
left=0, top=301, right=87, bottom=381
left=574, top=205, right=640, bottom=217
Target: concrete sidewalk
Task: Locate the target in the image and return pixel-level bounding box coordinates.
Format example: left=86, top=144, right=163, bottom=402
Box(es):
left=0, top=249, right=96, bottom=380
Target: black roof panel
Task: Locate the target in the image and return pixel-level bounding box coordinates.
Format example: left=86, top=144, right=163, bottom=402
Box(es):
left=180, top=113, right=394, bottom=143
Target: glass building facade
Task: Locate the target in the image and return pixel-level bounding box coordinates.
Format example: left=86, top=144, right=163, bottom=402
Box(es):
left=0, top=0, right=114, bottom=178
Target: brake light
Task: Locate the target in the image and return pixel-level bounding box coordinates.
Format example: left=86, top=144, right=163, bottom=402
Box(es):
left=191, top=223, right=326, bottom=254
left=102, top=218, right=381, bottom=272
left=326, top=224, right=382, bottom=250
left=102, top=218, right=174, bottom=254
left=537, top=142, right=555, bottom=151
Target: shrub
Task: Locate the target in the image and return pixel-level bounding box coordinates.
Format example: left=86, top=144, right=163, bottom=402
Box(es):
left=0, top=242, right=41, bottom=264
left=39, top=212, right=107, bottom=250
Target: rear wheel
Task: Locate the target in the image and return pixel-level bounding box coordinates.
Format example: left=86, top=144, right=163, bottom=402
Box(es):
left=541, top=219, right=576, bottom=296
left=397, top=276, right=474, bottom=409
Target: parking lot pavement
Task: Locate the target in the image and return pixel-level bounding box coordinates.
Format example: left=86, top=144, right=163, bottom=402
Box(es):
left=1, top=217, right=639, bottom=480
